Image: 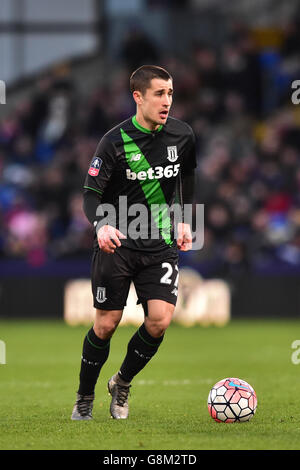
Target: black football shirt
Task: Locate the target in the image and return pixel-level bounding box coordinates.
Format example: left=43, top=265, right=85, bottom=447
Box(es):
left=84, top=115, right=196, bottom=253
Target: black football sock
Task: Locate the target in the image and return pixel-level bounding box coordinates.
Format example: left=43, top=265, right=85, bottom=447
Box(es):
left=78, top=328, right=110, bottom=396
left=118, top=323, right=164, bottom=383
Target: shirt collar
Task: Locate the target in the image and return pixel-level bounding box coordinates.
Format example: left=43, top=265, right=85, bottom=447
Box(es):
left=132, top=115, right=163, bottom=134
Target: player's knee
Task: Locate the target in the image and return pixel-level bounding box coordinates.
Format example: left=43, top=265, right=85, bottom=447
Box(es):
left=94, top=310, right=121, bottom=340
left=93, top=322, right=117, bottom=340
left=145, top=302, right=174, bottom=337
left=145, top=316, right=172, bottom=338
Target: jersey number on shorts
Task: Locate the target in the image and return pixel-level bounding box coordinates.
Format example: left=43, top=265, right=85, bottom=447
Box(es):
left=160, top=262, right=179, bottom=287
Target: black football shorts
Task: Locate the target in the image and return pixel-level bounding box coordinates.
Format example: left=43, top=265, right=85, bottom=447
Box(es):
left=91, top=245, right=179, bottom=310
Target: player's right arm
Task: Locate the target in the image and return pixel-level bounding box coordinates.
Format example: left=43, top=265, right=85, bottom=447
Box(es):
left=83, top=135, right=126, bottom=253
left=83, top=191, right=126, bottom=253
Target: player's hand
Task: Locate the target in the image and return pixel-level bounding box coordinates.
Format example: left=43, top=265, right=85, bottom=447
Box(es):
left=177, top=222, right=193, bottom=251
left=97, top=225, right=126, bottom=254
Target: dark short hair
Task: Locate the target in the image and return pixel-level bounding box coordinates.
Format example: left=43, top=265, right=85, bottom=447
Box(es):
left=130, top=65, right=172, bottom=94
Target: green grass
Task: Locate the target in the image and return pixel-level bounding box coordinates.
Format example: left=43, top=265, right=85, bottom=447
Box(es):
left=0, top=318, right=300, bottom=450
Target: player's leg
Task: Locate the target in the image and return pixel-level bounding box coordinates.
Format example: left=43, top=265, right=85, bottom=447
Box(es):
left=144, top=299, right=175, bottom=337
left=78, top=308, right=123, bottom=396
left=107, top=253, right=178, bottom=419
left=108, top=299, right=175, bottom=419
left=71, top=308, right=123, bottom=421
left=71, top=247, right=132, bottom=421
left=118, top=299, right=174, bottom=381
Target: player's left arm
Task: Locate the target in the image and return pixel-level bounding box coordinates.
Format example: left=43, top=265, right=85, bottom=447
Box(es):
left=177, top=127, right=197, bottom=252
left=176, top=173, right=194, bottom=251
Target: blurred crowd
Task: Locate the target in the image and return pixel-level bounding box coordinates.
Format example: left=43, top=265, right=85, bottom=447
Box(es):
left=1, top=20, right=300, bottom=276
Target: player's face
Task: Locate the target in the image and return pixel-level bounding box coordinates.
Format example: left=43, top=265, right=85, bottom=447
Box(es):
left=134, top=78, right=173, bottom=130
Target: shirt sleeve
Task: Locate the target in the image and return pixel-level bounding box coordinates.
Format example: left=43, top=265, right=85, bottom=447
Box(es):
left=181, top=126, right=197, bottom=177
left=181, top=126, right=197, bottom=206
left=83, top=135, right=118, bottom=231
left=83, top=189, right=102, bottom=228
left=182, top=172, right=195, bottom=205
left=83, top=135, right=117, bottom=198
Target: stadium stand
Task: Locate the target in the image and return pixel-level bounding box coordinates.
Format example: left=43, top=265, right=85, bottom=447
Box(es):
left=1, top=21, right=300, bottom=275
left=1, top=8, right=300, bottom=318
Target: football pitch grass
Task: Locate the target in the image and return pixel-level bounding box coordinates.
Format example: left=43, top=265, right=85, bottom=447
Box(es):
left=0, top=318, right=300, bottom=450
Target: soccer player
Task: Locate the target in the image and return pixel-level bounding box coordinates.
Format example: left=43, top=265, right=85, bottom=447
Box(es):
left=71, top=65, right=196, bottom=420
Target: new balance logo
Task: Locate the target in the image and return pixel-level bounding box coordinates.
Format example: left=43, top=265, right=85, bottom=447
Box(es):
left=130, top=153, right=142, bottom=162
left=134, top=349, right=151, bottom=360
left=81, top=355, right=101, bottom=366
